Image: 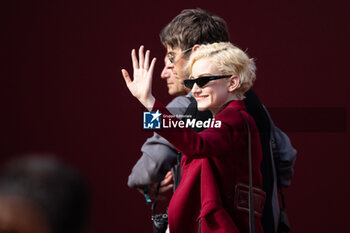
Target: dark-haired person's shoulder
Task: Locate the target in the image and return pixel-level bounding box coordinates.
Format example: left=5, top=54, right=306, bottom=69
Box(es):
left=166, top=94, right=192, bottom=116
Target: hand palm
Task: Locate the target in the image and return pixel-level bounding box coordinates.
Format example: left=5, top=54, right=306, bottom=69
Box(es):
left=129, top=62, right=152, bottom=100
left=122, top=46, right=156, bottom=109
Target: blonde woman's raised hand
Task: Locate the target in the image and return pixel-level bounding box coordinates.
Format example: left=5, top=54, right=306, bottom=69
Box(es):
left=122, top=45, right=156, bottom=111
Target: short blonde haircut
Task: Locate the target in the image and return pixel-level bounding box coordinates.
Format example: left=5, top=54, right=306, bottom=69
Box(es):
left=187, top=42, right=256, bottom=99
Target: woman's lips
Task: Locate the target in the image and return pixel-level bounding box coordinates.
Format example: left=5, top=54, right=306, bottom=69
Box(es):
left=195, top=95, right=208, bottom=101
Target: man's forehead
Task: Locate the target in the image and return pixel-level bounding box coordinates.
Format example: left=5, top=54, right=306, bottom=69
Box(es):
left=166, top=45, right=181, bottom=53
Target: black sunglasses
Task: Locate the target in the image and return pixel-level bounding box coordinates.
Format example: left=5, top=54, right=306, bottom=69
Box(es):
left=183, top=75, right=232, bottom=89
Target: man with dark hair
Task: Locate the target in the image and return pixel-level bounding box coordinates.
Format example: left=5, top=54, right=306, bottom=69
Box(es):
left=0, top=156, right=90, bottom=233
left=128, top=8, right=296, bottom=233
left=159, top=9, right=230, bottom=50
left=128, top=8, right=229, bottom=193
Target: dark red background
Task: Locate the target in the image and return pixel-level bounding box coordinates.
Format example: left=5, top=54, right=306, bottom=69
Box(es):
left=1, top=0, right=350, bottom=232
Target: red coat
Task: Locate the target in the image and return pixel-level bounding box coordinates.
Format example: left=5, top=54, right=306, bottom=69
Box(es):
left=152, top=100, right=264, bottom=233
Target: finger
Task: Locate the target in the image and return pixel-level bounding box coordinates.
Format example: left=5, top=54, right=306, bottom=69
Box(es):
left=165, top=171, right=173, bottom=178
left=160, top=173, right=173, bottom=186
left=138, top=45, right=144, bottom=69
left=144, top=50, right=150, bottom=70
left=164, top=171, right=173, bottom=182
left=159, top=183, right=174, bottom=193
left=121, top=69, right=132, bottom=84
left=148, top=57, right=157, bottom=78
left=131, top=49, right=139, bottom=70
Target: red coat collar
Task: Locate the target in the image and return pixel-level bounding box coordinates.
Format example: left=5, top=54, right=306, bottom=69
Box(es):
left=216, top=100, right=246, bottom=116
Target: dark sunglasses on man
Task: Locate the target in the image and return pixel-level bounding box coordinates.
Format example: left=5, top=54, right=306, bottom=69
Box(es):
left=183, top=75, right=232, bottom=89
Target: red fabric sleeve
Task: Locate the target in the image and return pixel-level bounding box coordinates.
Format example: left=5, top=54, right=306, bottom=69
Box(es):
left=151, top=99, right=244, bottom=159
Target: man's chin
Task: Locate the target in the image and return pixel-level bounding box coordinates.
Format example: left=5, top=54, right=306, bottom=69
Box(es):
left=168, top=89, right=188, bottom=97
left=168, top=89, right=176, bottom=96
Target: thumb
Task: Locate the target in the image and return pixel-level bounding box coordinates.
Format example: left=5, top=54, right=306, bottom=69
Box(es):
left=121, top=69, right=132, bottom=84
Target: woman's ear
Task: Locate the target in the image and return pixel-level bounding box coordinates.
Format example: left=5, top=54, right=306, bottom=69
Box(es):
left=228, top=75, right=240, bottom=92
left=192, top=44, right=200, bottom=52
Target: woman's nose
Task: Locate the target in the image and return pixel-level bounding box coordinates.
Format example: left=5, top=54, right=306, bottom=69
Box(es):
left=191, top=83, right=201, bottom=94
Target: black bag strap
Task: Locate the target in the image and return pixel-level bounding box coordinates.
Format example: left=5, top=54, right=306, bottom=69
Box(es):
left=240, top=112, right=255, bottom=233
left=173, top=151, right=182, bottom=191
left=151, top=182, right=169, bottom=233
left=197, top=110, right=256, bottom=233
left=151, top=182, right=161, bottom=215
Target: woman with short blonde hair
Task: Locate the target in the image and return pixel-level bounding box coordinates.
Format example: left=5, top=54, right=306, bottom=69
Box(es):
left=122, top=42, right=264, bottom=233
left=186, top=42, right=256, bottom=100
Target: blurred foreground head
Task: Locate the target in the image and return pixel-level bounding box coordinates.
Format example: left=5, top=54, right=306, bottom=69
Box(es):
left=0, top=156, right=90, bottom=233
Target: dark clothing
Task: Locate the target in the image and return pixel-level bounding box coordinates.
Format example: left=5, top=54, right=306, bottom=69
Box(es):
left=244, top=90, right=275, bottom=232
